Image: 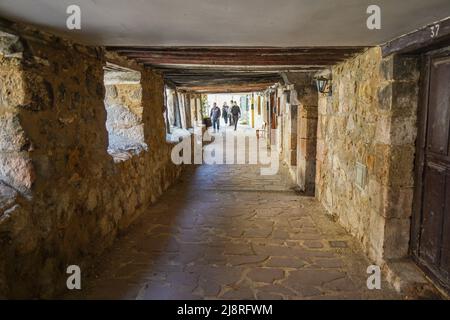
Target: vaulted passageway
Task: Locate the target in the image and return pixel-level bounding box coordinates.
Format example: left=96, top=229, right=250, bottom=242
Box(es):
left=1, top=2, right=450, bottom=299
left=67, top=126, right=400, bottom=299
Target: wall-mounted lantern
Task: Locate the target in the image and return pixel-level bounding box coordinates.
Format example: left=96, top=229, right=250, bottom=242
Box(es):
left=314, top=76, right=332, bottom=96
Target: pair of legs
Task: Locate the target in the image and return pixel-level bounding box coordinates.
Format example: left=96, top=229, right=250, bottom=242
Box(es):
left=212, top=117, right=220, bottom=131
left=223, top=115, right=228, bottom=124
left=232, top=116, right=239, bottom=130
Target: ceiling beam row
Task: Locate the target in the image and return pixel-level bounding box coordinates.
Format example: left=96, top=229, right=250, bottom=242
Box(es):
left=107, top=46, right=366, bottom=92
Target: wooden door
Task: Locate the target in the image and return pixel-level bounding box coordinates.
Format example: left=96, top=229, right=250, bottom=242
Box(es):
left=270, top=93, right=276, bottom=129
left=257, top=96, right=261, bottom=115
left=415, top=51, right=450, bottom=289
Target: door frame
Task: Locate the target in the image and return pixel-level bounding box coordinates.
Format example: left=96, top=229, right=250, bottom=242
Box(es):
left=411, top=47, right=450, bottom=291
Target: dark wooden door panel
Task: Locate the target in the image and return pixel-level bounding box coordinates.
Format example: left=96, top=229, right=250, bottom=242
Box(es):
left=270, top=93, right=276, bottom=129
left=426, top=57, right=450, bottom=156
left=420, top=164, right=446, bottom=266
left=439, top=170, right=450, bottom=280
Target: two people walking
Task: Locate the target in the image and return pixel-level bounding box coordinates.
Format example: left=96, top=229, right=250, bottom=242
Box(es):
left=210, top=100, right=241, bottom=132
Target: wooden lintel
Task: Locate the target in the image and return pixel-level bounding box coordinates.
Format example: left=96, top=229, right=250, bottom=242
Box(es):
left=382, top=17, right=450, bottom=57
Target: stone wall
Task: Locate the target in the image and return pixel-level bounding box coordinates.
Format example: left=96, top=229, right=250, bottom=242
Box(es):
left=0, top=24, right=182, bottom=298
left=316, top=47, right=420, bottom=264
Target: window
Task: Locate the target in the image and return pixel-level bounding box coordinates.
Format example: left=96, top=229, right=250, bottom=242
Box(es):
left=103, top=63, right=147, bottom=162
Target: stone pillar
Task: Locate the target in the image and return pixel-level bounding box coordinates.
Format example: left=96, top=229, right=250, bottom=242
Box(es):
left=378, top=54, right=420, bottom=260
left=183, top=93, right=192, bottom=129
left=288, top=104, right=298, bottom=167
left=177, top=92, right=187, bottom=129
left=284, top=73, right=318, bottom=194
left=277, top=114, right=283, bottom=155
left=297, top=105, right=318, bottom=194
left=166, top=87, right=176, bottom=126
left=315, top=94, right=331, bottom=203
left=196, top=96, right=203, bottom=121
left=189, top=94, right=197, bottom=126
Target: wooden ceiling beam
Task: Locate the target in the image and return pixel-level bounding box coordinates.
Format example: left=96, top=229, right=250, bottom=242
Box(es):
left=170, top=78, right=280, bottom=86
left=178, top=82, right=276, bottom=93
left=139, top=60, right=337, bottom=66
left=121, top=52, right=357, bottom=59
left=107, top=46, right=364, bottom=54
left=107, top=46, right=365, bottom=66
left=151, top=65, right=323, bottom=72
left=164, top=72, right=280, bottom=78
left=129, top=57, right=349, bottom=64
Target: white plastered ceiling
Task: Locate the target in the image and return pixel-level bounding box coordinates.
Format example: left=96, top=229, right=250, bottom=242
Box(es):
left=0, top=0, right=449, bottom=46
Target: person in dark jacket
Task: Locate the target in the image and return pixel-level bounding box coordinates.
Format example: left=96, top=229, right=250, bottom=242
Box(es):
left=222, top=102, right=229, bottom=125
left=210, top=102, right=221, bottom=132
left=230, top=101, right=241, bottom=131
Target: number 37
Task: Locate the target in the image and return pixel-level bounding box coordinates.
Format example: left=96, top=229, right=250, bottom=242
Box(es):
left=430, top=24, right=440, bottom=38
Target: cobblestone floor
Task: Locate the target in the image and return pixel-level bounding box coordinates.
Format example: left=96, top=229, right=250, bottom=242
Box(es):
left=67, top=126, right=401, bottom=299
